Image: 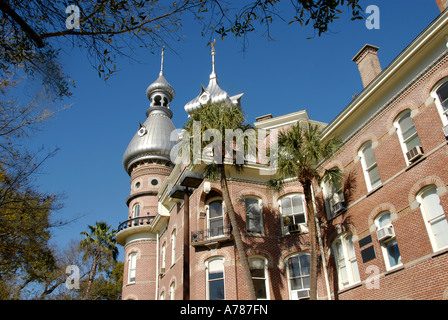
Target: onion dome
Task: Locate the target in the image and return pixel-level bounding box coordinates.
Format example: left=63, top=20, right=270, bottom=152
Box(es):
left=123, top=47, right=178, bottom=173
left=184, top=41, right=244, bottom=115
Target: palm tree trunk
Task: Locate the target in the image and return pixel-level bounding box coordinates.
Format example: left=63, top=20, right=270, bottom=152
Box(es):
left=218, top=164, right=257, bottom=300
left=84, top=253, right=99, bottom=299
left=303, top=181, right=318, bottom=300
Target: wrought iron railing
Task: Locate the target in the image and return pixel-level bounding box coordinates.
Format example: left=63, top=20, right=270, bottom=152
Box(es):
left=117, top=216, right=155, bottom=232
left=191, top=225, right=232, bottom=243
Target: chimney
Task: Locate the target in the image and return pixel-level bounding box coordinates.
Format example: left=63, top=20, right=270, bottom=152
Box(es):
left=352, top=44, right=382, bottom=88
left=436, top=0, right=448, bottom=12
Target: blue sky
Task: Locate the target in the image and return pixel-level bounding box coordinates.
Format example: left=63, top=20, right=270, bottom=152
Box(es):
left=24, top=1, right=441, bottom=260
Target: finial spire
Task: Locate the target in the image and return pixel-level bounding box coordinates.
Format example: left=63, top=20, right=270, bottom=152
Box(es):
left=160, top=45, right=165, bottom=76
left=210, top=39, right=216, bottom=80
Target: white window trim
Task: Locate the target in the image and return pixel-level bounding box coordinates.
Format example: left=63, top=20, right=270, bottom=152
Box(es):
left=374, top=212, right=402, bottom=271
left=358, top=142, right=381, bottom=192
left=161, top=241, right=167, bottom=271
left=132, top=203, right=140, bottom=218
left=206, top=197, right=225, bottom=239
left=205, top=257, right=226, bottom=300
left=128, top=252, right=137, bottom=284
left=393, top=110, right=420, bottom=166
left=249, top=255, right=270, bottom=300
left=278, top=193, right=307, bottom=235
left=332, top=233, right=360, bottom=289
left=285, top=253, right=311, bottom=300
left=431, top=78, right=448, bottom=127
left=169, top=281, right=176, bottom=300
left=322, top=176, right=345, bottom=220
left=171, top=229, right=176, bottom=266
left=245, top=197, right=264, bottom=235
left=417, top=185, right=448, bottom=253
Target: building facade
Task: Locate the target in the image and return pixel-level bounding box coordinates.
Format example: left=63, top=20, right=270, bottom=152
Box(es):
left=116, top=1, right=448, bottom=300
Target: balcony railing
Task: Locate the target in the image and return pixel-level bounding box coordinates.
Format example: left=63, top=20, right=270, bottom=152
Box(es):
left=117, top=216, right=155, bottom=232
left=191, top=225, right=232, bottom=245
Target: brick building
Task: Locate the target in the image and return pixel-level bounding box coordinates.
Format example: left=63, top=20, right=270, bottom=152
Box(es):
left=116, top=1, right=448, bottom=300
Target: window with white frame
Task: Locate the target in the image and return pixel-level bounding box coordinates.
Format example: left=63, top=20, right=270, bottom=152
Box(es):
left=171, top=229, right=176, bottom=265
left=245, top=197, right=263, bottom=234
left=161, top=241, right=166, bottom=272
left=170, top=281, right=176, bottom=300
left=375, top=212, right=402, bottom=270
left=128, top=252, right=137, bottom=283
left=322, top=173, right=345, bottom=220
left=286, top=253, right=310, bottom=300
left=132, top=203, right=140, bottom=218
left=359, top=142, right=381, bottom=191
left=394, top=110, right=422, bottom=163
left=279, top=194, right=307, bottom=234
left=249, top=256, right=269, bottom=299
left=207, top=200, right=224, bottom=238
left=206, top=257, right=225, bottom=300
left=418, top=185, right=448, bottom=251
left=332, top=233, right=360, bottom=289
left=431, top=79, right=448, bottom=126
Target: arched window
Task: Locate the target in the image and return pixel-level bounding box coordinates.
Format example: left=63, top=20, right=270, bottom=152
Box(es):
left=279, top=194, right=306, bottom=235
left=285, top=253, right=310, bottom=300
left=375, top=211, right=402, bottom=270
left=322, top=169, right=345, bottom=220
left=417, top=185, right=448, bottom=251
left=171, top=229, right=176, bottom=265
left=128, top=252, right=137, bottom=284
left=249, top=256, right=269, bottom=299
left=394, top=110, right=422, bottom=164
left=132, top=203, right=140, bottom=218
left=245, top=197, right=263, bottom=234
left=332, top=233, right=360, bottom=289
left=161, top=242, right=167, bottom=272
left=431, top=79, right=448, bottom=126
left=206, top=257, right=225, bottom=300
left=207, top=199, right=224, bottom=238
left=358, top=141, right=381, bottom=191
left=169, top=281, right=176, bottom=300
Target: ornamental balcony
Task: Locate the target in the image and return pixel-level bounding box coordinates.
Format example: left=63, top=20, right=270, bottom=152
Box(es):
left=116, top=216, right=156, bottom=246
left=190, top=225, right=233, bottom=248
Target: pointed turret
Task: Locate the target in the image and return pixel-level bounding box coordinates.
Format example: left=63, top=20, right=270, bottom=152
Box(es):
left=184, top=40, right=244, bottom=115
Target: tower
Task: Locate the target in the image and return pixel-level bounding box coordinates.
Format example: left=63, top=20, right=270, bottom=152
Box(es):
left=116, top=47, right=177, bottom=300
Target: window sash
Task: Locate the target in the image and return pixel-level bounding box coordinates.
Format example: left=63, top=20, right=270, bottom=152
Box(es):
left=246, top=198, right=263, bottom=233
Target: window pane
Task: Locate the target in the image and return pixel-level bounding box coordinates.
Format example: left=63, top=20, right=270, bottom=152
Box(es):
left=291, top=195, right=304, bottom=214
left=432, top=217, right=448, bottom=249
left=281, top=198, right=292, bottom=215
left=287, top=256, right=301, bottom=277
left=405, top=134, right=421, bottom=151
left=293, top=213, right=306, bottom=224
left=363, top=144, right=376, bottom=167
left=290, top=277, right=303, bottom=290
left=246, top=198, right=262, bottom=233
left=398, top=112, right=413, bottom=133
left=368, top=165, right=381, bottom=187
left=299, top=254, right=310, bottom=276
left=209, top=201, right=222, bottom=218
left=422, top=188, right=444, bottom=220
left=253, top=279, right=267, bottom=299
left=378, top=213, right=391, bottom=228
left=386, top=240, right=401, bottom=267
left=209, top=279, right=225, bottom=300
left=437, top=82, right=448, bottom=111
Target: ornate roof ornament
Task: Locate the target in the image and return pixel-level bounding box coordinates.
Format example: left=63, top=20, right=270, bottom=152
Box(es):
left=184, top=40, right=243, bottom=115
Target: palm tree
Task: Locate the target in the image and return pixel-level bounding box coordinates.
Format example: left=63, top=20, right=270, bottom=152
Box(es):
left=184, top=102, right=257, bottom=300
left=80, top=221, right=118, bottom=299
left=269, top=121, right=341, bottom=300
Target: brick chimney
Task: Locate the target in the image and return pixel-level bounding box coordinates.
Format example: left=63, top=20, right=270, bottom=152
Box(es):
left=352, top=44, right=382, bottom=88
left=436, top=0, right=448, bottom=12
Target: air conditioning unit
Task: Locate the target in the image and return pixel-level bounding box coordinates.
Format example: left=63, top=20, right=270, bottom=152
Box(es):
left=377, top=225, right=395, bottom=241
left=288, top=223, right=302, bottom=234
left=294, top=289, right=310, bottom=300
left=332, top=201, right=346, bottom=215
left=406, top=145, right=424, bottom=163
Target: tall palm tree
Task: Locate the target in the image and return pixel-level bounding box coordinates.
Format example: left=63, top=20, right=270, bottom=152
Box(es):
left=269, top=121, right=341, bottom=300
left=184, top=102, right=257, bottom=300
left=80, top=221, right=118, bottom=299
